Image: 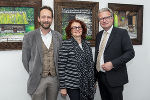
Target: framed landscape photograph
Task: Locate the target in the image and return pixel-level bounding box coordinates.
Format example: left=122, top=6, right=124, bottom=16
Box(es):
left=54, top=1, right=99, bottom=46
left=108, top=3, right=143, bottom=45
left=0, top=0, right=42, bottom=50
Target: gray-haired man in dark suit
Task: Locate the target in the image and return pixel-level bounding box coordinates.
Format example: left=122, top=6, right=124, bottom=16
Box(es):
left=22, top=6, right=62, bottom=100
left=95, top=8, right=135, bottom=100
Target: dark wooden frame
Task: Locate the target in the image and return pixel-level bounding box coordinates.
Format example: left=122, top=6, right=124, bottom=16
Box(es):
left=108, top=3, right=143, bottom=45
left=54, top=1, right=99, bottom=46
left=0, top=0, right=42, bottom=50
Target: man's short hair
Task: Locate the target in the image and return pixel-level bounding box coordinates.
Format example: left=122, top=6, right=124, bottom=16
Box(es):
left=98, top=8, right=113, bottom=17
left=38, top=6, right=53, bottom=18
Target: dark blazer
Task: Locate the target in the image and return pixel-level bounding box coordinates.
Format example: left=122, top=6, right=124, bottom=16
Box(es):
left=58, top=37, right=94, bottom=89
left=58, top=37, right=95, bottom=99
left=22, top=28, right=62, bottom=95
left=95, top=27, right=135, bottom=87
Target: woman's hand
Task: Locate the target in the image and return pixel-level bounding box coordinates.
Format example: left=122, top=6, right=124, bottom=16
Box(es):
left=60, top=89, right=67, bottom=96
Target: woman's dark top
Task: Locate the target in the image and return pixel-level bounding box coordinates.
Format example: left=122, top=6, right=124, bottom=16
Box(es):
left=58, top=37, right=95, bottom=100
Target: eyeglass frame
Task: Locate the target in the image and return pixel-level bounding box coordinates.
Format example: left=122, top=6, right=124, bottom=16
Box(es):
left=71, top=26, right=83, bottom=30
left=99, top=15, right=113, bottom=22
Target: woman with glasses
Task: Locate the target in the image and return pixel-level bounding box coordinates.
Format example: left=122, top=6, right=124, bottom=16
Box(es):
left=58, top=19, right=95, bottom=100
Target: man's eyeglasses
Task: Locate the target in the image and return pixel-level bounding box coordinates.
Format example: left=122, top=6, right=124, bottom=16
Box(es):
left=99, top=16, right=112, bottom=21
left=71, top=26, right=82, bottom=30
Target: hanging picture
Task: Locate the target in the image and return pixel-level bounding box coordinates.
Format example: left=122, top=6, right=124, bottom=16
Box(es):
left=54, top=1, right=99, bottom=46
left=0, top=0, right=42, bottom=50
left=108, top=3, right=143, bottom=45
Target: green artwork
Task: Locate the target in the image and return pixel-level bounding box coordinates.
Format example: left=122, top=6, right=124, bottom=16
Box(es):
left=0, top=7, right=34, bottom=42
left=113, top=11, right=137, bottom=39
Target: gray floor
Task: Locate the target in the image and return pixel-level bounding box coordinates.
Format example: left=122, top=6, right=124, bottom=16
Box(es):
left=57, top=85, right=101, bottom=100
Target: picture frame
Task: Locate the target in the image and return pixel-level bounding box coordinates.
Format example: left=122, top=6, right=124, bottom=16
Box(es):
left=54, top=1, right=99, bottom=46
left=108, top=3, right=143, bottom=45
left=0, top=0, right=42, bottom=50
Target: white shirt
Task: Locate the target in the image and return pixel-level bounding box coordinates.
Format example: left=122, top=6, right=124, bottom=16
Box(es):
left=40, top=30, right=52, bottom=49
left=99, top=25, right=113, bottom=72
left=79, top=43, right=83, bottom=50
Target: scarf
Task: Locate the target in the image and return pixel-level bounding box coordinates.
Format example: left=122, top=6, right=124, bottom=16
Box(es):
left=71, top=37, right=95, bottom=100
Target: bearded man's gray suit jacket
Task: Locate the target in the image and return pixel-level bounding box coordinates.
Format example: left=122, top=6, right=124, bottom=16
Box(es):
left=22, top=28, right=62, bottom=95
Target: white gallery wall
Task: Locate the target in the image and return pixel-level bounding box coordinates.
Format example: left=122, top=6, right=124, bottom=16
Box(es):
left=0, top=0, right=150, bottom=100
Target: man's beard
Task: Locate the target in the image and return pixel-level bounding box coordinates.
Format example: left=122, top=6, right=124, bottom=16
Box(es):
left=39, top=22, right=51, bottom=29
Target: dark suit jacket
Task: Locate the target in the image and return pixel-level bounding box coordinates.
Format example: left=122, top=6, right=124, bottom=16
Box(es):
left=95, top=27, right=135, bottom=87
left=22, top=28, right=62, bottom=95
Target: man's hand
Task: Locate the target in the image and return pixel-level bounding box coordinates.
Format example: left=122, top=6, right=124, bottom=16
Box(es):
left=102, top=61, right=113, bottom=71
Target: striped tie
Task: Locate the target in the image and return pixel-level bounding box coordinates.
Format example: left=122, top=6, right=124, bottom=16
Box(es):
left=96, top=31, right=108, bottom=72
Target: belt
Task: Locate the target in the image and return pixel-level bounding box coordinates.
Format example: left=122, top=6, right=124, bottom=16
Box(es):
left=99, top=71, right=106, bottom=75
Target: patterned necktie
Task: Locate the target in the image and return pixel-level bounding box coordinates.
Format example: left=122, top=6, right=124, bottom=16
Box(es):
left=96, top=31, right=108, bottom=72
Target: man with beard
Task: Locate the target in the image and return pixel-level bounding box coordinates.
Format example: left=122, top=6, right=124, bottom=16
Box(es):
left=22, top=6, right=62, bottom=100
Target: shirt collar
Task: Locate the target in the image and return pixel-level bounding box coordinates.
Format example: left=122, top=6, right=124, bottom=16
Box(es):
left=104, top=25, right=113, bottom=34
left=40, top=29, right=52, bottom=36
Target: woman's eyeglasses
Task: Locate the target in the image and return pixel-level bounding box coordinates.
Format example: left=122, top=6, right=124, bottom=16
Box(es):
left=71, top=26, right=82, bottom=30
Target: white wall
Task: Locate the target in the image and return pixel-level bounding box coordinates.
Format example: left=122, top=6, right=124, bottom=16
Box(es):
left=0, top=0, right=150, bottom=100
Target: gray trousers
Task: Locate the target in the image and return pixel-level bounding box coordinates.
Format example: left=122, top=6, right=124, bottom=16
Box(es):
left=31, top=76, right=59, bottom=100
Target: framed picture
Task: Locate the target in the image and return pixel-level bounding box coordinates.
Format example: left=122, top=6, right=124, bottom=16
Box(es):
left=0, top=0, right=42, bottom=50
left=54, top=1, right=99, bottom=46
left=108, top=3, right=143, bottom=45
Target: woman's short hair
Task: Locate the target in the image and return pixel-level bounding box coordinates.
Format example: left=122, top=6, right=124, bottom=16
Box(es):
left=65, top=19, right=87, bottom=39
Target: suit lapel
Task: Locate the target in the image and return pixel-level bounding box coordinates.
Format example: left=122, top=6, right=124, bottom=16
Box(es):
left=97, top=31, right=103, bottom=47
left=71, top=37, right=84, bottom=63
left=105, top=27, right=115, bottom=49
left=71, top=37, right=83, bottom=52
left=35, top=28, right=43, bottom=64
left=51, top=30, right=57, bottom=63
